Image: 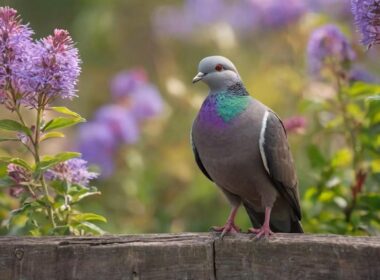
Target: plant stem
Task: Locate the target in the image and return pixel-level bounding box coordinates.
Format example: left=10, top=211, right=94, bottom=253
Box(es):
left=14, top=106, right=37, bottom=160
left=333, top=70, right=366, bottom=224
left=34, top=106, right=56, bottom=228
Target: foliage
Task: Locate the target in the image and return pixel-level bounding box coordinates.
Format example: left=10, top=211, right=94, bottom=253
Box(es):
left=302, top=24, right=380, bottom=234
left=0, top=7, right=106, bottom=236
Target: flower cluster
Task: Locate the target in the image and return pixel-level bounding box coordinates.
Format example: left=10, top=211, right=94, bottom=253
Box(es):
left=152, top=0, right=306, bottom=39
left=45, top=158, right=98, bottom=187
left=0, top=7, right=34, bottom=108
left=28, top=29, right=81, bottom=105
left=78, top=68, right=164, bottom=177
left=351, top=0, right=380, bottom=47
left=0, top=7, right=80, bottom=109
left=307, top=25, right=356, bottom=76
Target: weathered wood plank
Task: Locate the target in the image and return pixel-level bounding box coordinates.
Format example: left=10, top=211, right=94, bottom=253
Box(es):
left=215, top=233, right=380, bottom=280
left=0, top=233, right=215, bottom=280
left=1, top=233, right=380, bottom=280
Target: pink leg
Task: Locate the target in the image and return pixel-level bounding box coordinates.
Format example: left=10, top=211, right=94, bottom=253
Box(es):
left=248, top=207, right=274, bottom=238
left=212, top=204, right=241, bottom=238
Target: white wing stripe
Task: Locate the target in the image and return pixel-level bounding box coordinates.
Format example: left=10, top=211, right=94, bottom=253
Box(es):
left=259, top=110, right=270, bottom=175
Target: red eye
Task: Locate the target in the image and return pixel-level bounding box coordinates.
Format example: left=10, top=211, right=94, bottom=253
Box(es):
left=215, top=64, right=223, bottom=72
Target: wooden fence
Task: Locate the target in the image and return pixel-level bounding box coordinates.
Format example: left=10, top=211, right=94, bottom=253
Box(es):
left=1, top=233, right=380, bottom=279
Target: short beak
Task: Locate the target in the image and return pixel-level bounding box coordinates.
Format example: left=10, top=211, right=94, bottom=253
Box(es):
left=192, top=72, right=206, bottom=84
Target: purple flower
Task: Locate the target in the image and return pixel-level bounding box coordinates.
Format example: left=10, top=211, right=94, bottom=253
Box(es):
left=77, top=122, right=116, bottom=178
left=28, top=29, right=81, bottom=105
left=0, top=7, right=34, bottom=108
left=45, top=158, right=98, bottom=187
left=226, top=1, right=259, bottom=33
left=183, top=0, right=225, bottom=26
left=254, top=0, right=306, bottom=28
left=307, top=25, right=356, bottom=76
left=351, top=0, right=380, bottom=47
left=307, top=0, right=352, bottom=19
left=110, top=69, right=147, bottom=101
left=283, top=116, right=307, bottom=134
left=348, top=67, right=378, bottom=83
left=95, top=104, right=140, bottom=144
left=7, top=163, right=31, bottom=184
left=131, top=84, right=164, bottom=121
left=7, top=163, right=31, bottom=197
left=152, top=5, right=194, bottom=39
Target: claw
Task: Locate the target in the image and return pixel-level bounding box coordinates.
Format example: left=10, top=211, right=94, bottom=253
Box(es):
left=248, top=226, right=274, bottom=239
left=210, top=204, right=241, bottom=238
left=248, top=207, right=274, bottom=239
left=212, top=222, right=241, bottom=238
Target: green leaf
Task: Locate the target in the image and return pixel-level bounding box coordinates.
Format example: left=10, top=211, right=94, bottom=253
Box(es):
left=71, top=213, right=107, bottom=223
left=42, top=117, right=85, bottom=132
left=331, top=148, right=352, bottom=168
left=37, top=152, right=81, bottom=170
left=50, top=226, right=70, bottom=235
left=367, top=95, right=380, bottom=101
left=0, top=119, right=31, bottom=136
left=0, top=177, right=13, bottom=188
left=50, top=106, right=84, bottom=119
left=9, top=158, right=33, bottom=170
left=307, top=145, right=326, bottom=168
left=40, top=131, right=65, bottom=142
left=0, top=157, right=33, bottom=171
left=348, top=82, right=380, bottom=97
left=76, top=221, right=106, bottom=235
left=367, top=96, right=380, bottom=124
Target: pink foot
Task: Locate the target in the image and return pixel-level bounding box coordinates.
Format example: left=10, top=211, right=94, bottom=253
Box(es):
left=211, top=221, right=241, bottom=238
left=248, top=225, right=274, bottom=238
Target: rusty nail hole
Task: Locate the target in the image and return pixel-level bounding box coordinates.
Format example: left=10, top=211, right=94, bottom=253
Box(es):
left=14, top=248, right=24, bottom=260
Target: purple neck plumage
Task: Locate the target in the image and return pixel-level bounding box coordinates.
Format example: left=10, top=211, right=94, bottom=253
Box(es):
left=198, top=95, right=226, bottom=128
left=197, top=82, right=250, bottom=129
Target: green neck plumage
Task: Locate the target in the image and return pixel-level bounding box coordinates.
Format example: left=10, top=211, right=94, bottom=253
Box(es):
left=214, top=86, right=250, bottom=122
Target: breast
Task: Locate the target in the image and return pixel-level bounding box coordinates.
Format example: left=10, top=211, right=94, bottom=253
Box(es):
left=192, top=100, right=271, bottom=194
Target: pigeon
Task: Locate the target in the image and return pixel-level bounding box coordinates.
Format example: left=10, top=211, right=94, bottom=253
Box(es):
left=191, top=56, right=303, bottom=237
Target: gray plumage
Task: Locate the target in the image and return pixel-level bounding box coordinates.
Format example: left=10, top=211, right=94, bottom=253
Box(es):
left=191, top=56, right=302, bottom=234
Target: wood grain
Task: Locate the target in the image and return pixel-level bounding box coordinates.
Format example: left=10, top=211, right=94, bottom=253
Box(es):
left=1, top=233, right=380, bottom=280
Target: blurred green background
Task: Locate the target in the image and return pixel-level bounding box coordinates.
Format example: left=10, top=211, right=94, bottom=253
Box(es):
left=1, top=0, right=379, bottom=235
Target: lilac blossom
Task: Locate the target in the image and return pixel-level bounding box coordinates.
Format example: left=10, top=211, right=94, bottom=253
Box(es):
left=7, top=163, right=31, bottom=184
left=28, top=29, right=81, bottom=106
left=152, top=5, right=194, bottom=39
left=183, top=0, right=224, bottom=26
left=131, top=84, right=164, bottom=121
left=45, top=158, right=98, bottom=187
left=95, top=104, right=140, bottom=144
left=77, top=122, right=116, bottom=177
left=110, top=69, right=147, bottom=101
left=253, top=0, right=306, bottom=28
left=0, top=7, right=34, bottom=108
left=152, top=0, right=306, bottom=39
left=351, top=0, right=380, bottom=47
left=110, top=69, right=164, bottom=121
left=7, top=163, right=31, bottom=197
left=307, top=0, right=352, bottom=19
left=348, top=67, right=378, bottom=83
left=307, top=25, right=356, bottom=76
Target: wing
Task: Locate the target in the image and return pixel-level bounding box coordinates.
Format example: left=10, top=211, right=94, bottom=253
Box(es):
left=190, top=129, right=213, bottom=182
left=259, top=110, right=301, bottom=219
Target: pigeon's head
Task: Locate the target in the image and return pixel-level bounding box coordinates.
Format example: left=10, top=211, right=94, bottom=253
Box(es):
left=193, top=56, right=241, bottom=91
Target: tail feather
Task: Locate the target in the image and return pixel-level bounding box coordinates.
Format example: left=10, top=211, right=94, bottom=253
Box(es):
left=243, top=202, right=303, bottom=233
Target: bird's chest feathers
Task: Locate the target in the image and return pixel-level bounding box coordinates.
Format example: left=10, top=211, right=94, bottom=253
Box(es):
left=199, top=93, right=249, bottom=126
